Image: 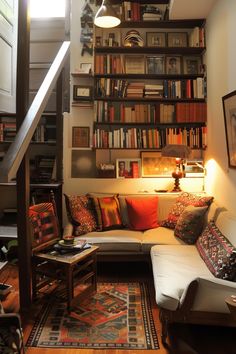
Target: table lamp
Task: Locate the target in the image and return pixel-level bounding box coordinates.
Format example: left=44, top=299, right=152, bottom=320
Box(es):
left=161, top=144, right=191, bottom=192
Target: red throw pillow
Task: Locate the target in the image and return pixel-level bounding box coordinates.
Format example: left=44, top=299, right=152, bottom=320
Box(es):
left=91, top=195, right=122, bottom=231
left=125, top=197, right=159, bottom=231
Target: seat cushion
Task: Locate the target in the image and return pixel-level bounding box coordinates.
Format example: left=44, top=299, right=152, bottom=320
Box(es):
left=141, top=227, right=184, bottom=253
left=151, top=245, right=213, bottom=311
left=77, top=229, right=143, bottom=252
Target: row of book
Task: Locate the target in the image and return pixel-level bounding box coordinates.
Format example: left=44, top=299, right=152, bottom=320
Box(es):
left=95, top=54, right=204, bottom=75
left=95, top=78, right=206, bottom=99
left=32, top=124, right=57, bottom=143
left=0, top=122, right=17, bottom=142
left=95, top=102, right=207, bottom=124
left=94, top=126, right=207, bottom=150
left=123, top=3, right=167, bottom=21
left=30, top=155, right=56, bottom=183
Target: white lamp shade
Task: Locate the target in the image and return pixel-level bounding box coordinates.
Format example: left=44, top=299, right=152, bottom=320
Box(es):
left=94, top=0, right=121, bottom=28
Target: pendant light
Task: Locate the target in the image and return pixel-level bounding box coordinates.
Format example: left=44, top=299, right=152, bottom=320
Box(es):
left=94, top=0, right=121, bottom=28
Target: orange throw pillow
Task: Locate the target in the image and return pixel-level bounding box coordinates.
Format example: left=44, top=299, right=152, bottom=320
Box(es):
left=125, top=197, right=159, bottom=231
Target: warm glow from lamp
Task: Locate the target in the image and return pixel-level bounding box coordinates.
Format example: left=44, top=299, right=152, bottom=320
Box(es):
left=94, top=0, right=121, bottom=28
left=162, top=144, right=191, bottom=192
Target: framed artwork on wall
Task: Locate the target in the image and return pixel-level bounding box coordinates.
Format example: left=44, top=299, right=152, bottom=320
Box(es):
left=72, top=126, right=90, bottom=148
left=166, top=56, right=182, bottom=74
left=222, top=90, right=236, bottom=168
left=146, top=32, right=166, bottom=47
left=167, top=32, right=188, bottom=47
left=183, top=56, right=202, bottom=74
left=71, top=150, right=97, bottom=178
left=141, top=151, right=176, bottom=177
left=116, top=158, right=141, bottom=178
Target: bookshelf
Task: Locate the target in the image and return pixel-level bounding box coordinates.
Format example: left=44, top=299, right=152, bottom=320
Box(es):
left=93, top=2, right=207, bottom=153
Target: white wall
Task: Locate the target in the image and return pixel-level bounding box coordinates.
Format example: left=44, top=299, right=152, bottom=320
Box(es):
left=204, top=0, right=236, bottom=212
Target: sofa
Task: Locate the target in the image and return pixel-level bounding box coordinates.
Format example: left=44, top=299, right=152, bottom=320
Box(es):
left=63, top=191, right=236, bottom=342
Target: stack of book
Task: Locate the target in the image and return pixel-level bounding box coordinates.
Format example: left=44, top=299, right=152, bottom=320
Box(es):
left=141, top=5, right=163, bottom=21
left=126, top=82, right=144, bottom=97
left=0, top=117, right=17, bottom=142
left=144, top=84, right=163, bottom=98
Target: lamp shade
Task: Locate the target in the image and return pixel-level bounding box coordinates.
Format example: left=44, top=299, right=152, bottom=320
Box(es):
left=94, top=0, right=121, bottom=28
left=161, top=144, right=191, bottom=159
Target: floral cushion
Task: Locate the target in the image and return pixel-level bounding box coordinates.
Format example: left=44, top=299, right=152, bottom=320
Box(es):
left=92, top=195, right=122, bottom=231
left=174, top=205, right=208, bottom=244
left=196, top=221, right=236, bottom=280
left=160, top=192, right=213, bottom=229
left=64, top=194, right=97, bottom=236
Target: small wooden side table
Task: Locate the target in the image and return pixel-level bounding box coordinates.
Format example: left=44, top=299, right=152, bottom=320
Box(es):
left=225, top=295, right=236, bottom=320
left=32, top=245, right=99, bottom=311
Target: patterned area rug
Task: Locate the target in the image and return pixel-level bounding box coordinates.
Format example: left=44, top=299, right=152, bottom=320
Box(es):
left=26, top=282, right=159, bottom=349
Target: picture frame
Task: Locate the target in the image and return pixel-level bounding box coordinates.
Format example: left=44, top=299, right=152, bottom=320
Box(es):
left=71, top=150, right=97, bottom=178
left=72, top=126, right=90, bottom=148
left=146, top=56, right=165, bottom=74
left=222, top=90, right=236, bottom=168
left=167, top=32, right=188, bottom=47
left=79, top=62, right=92, bottom=73
left=184, top=160, right=204, bottom=177
left=116, top=158, right=141, bottom=178
left=146, top=32, right=166, bottom=47
left=73, top=85, right=93, bottom=101
left=183, top=56, right=202, bottom=74
left=141, top=151, right=176, bottom=177
left=125, top=55, right=145, bottom=74
left=166, top=56, right=182, bottom=75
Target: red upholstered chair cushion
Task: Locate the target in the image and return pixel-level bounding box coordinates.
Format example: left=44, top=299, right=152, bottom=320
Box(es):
left=29, top=202, right=59, bottom=249
left=64, top=194, right=97, bottom=236
left=160, top=192, right=213, bottom=229
left=125, top=197, right=159, bottom=231
left=92, top=195, right=122, bottom=230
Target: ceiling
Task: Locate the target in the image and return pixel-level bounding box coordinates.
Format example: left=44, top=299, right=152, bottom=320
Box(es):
left=169, top=0, right=218, bottom=19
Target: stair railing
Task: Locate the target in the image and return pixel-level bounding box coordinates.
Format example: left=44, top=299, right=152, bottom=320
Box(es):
left=0, top=41, right=70, bottom=183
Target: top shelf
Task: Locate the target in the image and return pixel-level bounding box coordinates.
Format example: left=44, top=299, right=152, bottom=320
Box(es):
left=96, top=0, right=169, bottom=5
left=117, top=19, right=205, bottom=29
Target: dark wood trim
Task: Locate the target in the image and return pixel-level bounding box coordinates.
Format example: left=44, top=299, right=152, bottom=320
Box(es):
left=95, top=74, right=204, bottom=80
left=16, top=0, right=31, bottom=311
left=95, top=46, right=205, bottom=55
left=94, top=97, right=205, bottom=103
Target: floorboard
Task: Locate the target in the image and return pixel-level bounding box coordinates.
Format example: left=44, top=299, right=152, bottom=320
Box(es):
left=0, top=261, right=236, bottom=354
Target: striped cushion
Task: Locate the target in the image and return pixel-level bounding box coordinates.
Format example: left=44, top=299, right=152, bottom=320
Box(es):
left=29, top=202, right=59, bottom=248
left=92, top=195, right=122, bottom=231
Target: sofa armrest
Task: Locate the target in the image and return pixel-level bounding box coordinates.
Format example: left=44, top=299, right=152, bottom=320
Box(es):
left=63, top=222, right=74, bottom=236
left=180, top=277, right=236, bottom=313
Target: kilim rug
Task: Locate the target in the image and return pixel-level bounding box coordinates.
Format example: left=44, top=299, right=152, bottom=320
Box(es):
left=26, top=282, right=159, bottom=349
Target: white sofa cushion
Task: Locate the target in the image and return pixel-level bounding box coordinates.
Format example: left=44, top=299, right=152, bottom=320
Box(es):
left=141, top=227, right=184, bottom=253
left=151, top=245, right=214, bottom=311
left=76, top=229, right=143, bottom=252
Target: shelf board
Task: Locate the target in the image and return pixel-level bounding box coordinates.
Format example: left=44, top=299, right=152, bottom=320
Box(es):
left=94, top=147, right=204, bottom=150
left=95, top=46, right=205, bottom=55
left=71, top=72, right=93, bottom=78
left=96, top=0, right=169, bottom=4
left=117, top=19, right=205, bottom=29
left=94, top=97, right=206, bottom=103
left=94, top=122, right=206, bottom=127
left=94, top=73, right=204, bottom=80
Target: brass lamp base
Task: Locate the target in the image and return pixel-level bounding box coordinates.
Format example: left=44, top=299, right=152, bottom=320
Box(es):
left=171, top=170, right=183, bottom=192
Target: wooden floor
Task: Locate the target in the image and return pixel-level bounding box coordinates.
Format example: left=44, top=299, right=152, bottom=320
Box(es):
left=1, top=261, right=236, bottom=354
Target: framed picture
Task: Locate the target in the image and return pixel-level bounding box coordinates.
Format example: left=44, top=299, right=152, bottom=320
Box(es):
left=71, top=150, right=97, bottom=178
left=141, top=151, right=176, bottom=177
left=146, top=56, right=165, bottom=74
left=184, top=160, right=204, bottom=177
left=183, top=56, right=202, bottom=74
left=79, top=62, right=92, bottom=73
left=72, top=127, right=90, bottom=148
left=116, top=158, right=141, bottom=178
left=166, top=56, right=182, bottom=75
left=167, top=32, right=188, bottom=47
left=222, top=90, right=236, bottom=168
left=146, top=32, right=166, bottom=47
left=125, top=55, right=145, bottom=74
left=73, top=85, right=93, bottom=101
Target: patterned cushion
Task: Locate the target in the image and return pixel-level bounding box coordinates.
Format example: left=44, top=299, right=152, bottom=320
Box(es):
left=196, top=221, right=236, bottom=280
left=92, top=195, right=122, bottom=231
left=160, top=192, right=213, bottom=229
left=125, top=197, right=159, bottom=231
left=174, top=205, right=208, bottom=244
left=29, top=202, right=59, bottom=248
left=64, top=194, right=97, bottom=236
